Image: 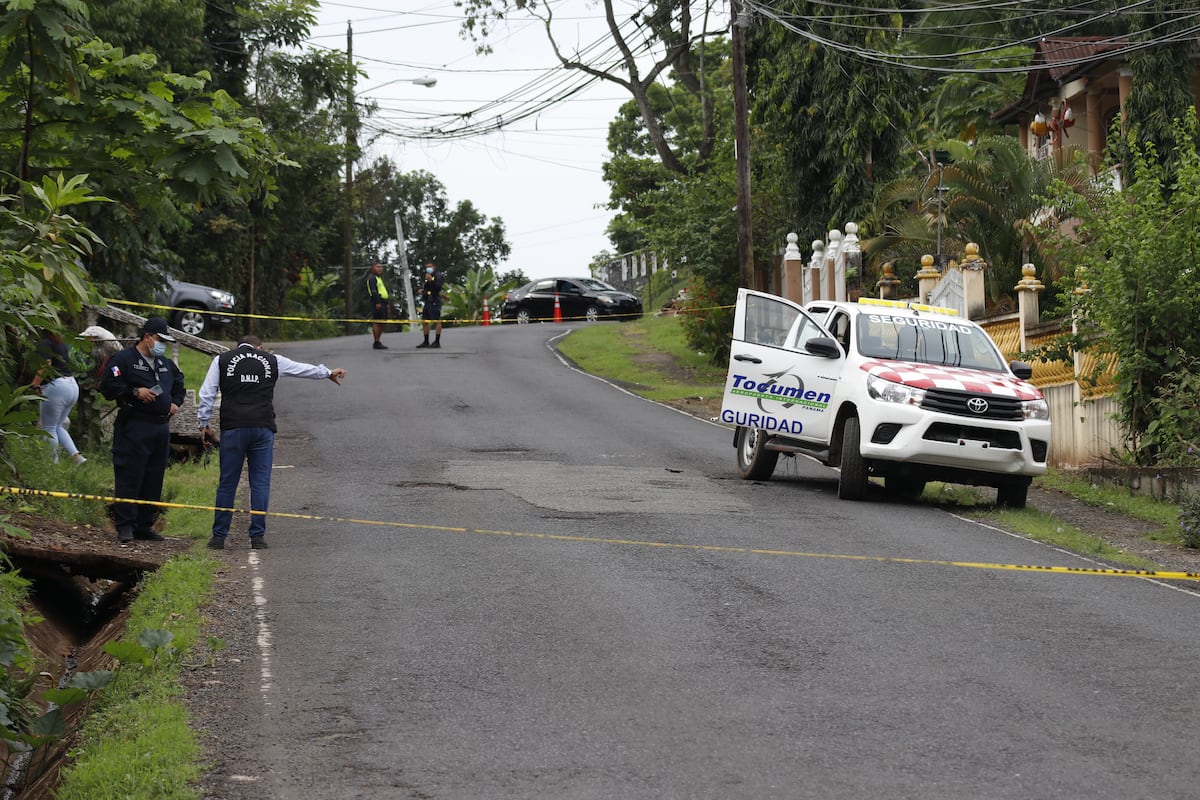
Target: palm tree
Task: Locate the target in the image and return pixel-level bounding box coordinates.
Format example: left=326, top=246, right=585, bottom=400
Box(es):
left=867, top=135, right=1098, bottom=302
left=281, top=266, right=341, bottom=340
left=442, top=266, right=518, bottom=322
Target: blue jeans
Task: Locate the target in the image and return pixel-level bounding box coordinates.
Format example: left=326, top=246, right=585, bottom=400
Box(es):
left=40, top=376, right=80, bottom=462
left=212, top=426, right=274, bottom=540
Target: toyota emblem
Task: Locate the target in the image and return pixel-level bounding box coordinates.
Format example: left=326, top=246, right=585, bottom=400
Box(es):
left=966, top=397, right=989, bottom=414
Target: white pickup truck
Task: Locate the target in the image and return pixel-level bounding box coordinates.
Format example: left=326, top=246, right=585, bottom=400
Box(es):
left=719, top=290, right=1051, bottom=507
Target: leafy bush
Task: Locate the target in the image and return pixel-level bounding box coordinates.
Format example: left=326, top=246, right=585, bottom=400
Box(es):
left=1146, top=352, right=1200, bottom=466
left=1179, top=490, right=1200, bottom=549
left=280, top=266, right=341, bottom=341
left=677, top=275, right=733, bottom=365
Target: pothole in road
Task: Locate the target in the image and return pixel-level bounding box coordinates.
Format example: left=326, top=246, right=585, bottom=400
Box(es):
left=465, top=447, right=535, bottom=456
left=391, top=480, right=472, bottom=491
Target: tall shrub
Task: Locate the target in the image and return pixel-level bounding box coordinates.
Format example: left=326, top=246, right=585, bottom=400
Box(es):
left=1041, top=113, right=1200, bottom=464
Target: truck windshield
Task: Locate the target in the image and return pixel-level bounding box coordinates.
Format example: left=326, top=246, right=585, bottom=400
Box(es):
left=856, top=312, right=1006, bottom=372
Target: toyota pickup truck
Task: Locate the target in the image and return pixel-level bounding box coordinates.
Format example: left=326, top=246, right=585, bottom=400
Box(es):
left=719, top=290, right=1051, bottom=507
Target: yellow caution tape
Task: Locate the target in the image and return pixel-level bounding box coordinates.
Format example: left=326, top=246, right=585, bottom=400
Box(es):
left=103, top=298, right=730, bottom=327
left=4, top=485, right=1198, bottom=582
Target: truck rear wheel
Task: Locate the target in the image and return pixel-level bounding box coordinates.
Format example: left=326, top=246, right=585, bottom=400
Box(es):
left=996, top=478, right=1030, bottom=509
left=885, top=475, right=926, bottom=499
left=837, top=417, right=868, bottom=500
left=735, top=426, right=779, bottom=481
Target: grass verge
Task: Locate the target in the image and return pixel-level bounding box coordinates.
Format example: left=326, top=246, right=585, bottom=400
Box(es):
left=918, top=475, right=1174, bottom=570
left=1035, top=469, right=1181, bottom=541
left=979, top=506, right=1161, bottom=570
left=557, top=316, right=726, bottom=406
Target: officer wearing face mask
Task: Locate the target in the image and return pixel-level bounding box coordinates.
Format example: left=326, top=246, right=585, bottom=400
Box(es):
left=99, top=317, right=186, bottom=544
left=416, top=263, right=445, bottom=349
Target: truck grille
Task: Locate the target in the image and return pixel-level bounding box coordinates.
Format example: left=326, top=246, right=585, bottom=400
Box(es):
left=921, top=388, right=1024, bottom=421
left=924, top=423, right=1022, bottom=450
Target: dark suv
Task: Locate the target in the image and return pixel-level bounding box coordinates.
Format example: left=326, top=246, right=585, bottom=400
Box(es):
left=501, top=277, right=642, bottom=323
left=155, top=278, right=236, bottom=337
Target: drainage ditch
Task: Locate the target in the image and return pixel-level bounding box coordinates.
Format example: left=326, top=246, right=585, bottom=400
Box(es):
left=2, top=552, right=146, bottom=800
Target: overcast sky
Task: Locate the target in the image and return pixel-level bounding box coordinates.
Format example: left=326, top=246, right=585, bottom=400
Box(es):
left=308, top=2, right=633, bottom=282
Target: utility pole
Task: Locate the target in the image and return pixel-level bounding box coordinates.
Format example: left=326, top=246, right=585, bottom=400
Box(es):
left=393, top=209, right=417, bottom=329
left=731, top=0, right=754, bottom=289
left=342, top=21, right=356, bottom=334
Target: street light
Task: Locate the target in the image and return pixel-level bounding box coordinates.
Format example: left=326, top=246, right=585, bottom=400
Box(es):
left=362, top=76, right=438, bottom=92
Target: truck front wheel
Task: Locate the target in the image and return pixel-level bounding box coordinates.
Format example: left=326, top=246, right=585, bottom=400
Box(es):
left=837, top=417, right=868, bottom=500
left=735, top=426, right=779, bottom=481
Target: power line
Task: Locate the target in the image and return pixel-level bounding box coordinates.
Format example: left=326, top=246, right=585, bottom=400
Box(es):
left=743, top=0, right=1200, bottom=74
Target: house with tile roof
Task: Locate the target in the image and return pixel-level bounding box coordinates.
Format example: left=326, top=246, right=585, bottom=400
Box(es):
left=992, top=36, right=1200, bottom=179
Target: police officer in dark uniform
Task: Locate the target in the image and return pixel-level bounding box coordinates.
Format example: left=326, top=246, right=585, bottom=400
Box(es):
left=416, top=263, right=445, bottom=348
left=99, top=317, right=185, bottom=543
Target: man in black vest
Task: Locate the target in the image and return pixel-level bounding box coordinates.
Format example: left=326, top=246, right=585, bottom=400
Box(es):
left=196, top=334, right=346, bottom=550
left=99, top=317, right=185, bottom=543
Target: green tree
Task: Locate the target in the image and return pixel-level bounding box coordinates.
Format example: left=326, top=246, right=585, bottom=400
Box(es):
left=166, top=45, right=351, bottom=335
left=460, top=0, right=721, bottom=176
left=0, top=0, right=294, bottom=299
left=355, top=160, right=511, bottom=289
left=602, top=38, right=732, bottom=257
left=1122, top=9, right=1199, bottom=181
left=748, top=0, right=915, bottom=253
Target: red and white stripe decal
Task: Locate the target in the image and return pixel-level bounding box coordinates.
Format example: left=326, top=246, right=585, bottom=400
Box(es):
left=859, top=359, right=1042, bottom=400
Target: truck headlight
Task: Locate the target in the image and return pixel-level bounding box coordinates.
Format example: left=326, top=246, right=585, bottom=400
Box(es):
left=1022, top=398, right=1050, bottom=420
left=866, top=373, right=925, bottom=406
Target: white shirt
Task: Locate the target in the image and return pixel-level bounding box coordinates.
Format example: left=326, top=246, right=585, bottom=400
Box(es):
left=196, top=344, right=332, bottom=428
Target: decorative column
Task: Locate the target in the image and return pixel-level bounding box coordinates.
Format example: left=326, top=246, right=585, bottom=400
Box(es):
left=780, top=233, right=805, bottom=303
left=876, top=262, right=901, bottom=300
left=824, top=229, right=843, bottom=303
left=1118, top=67, right=1132, bottom=133
left=807, top=239, right=824, bottom=303
left=960, top=242, right=988, bottom=320
left=1086, top=87, right=1103, bottom=168
left=840, top=222, right=860, bottom=302
left=1014, top=262, right=1045, bottom=352
left=915, top=254, right=941, bottom=303
left=1071, top=267, right=1090, bottom=462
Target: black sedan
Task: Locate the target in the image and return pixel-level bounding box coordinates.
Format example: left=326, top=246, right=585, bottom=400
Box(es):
left=500, top=277, right=643, bottom=324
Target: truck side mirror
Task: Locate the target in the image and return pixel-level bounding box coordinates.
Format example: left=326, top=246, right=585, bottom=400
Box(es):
left=805, top=337, right=842, bottom=359
left=1010, top=360, right=1033, bottom=380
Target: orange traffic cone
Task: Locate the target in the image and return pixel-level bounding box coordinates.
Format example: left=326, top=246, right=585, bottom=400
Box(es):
left=481, top=296, right=491, bottom=326
left=553, top=291, right=563, bottom=323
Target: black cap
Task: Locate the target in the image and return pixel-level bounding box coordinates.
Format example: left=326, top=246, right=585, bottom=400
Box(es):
left=142, top=317, right=176, bottom=342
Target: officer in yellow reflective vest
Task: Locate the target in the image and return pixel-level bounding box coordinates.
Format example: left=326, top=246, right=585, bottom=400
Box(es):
left=366, top=261, right=390, bottom=350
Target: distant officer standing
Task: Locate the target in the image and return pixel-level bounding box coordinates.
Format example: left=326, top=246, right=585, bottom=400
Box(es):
left=366, top=261, right=390, bottom=350
left=197, top=334, right=346, bottom=550
left=416, top=263, right=445, bottom=349
left=98, top=317, right=185, bottom=543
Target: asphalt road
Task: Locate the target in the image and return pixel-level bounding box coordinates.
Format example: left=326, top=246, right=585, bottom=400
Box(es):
left=203, top=323, right=1200, bottom=800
